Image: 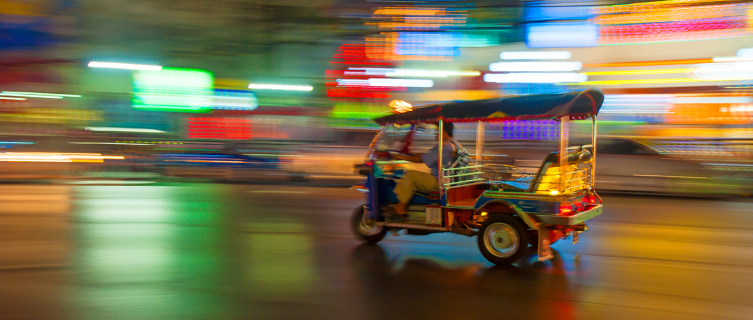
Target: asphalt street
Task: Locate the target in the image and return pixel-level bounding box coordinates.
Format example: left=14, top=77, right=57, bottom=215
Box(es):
left=2, top=183, right=753, bottom=320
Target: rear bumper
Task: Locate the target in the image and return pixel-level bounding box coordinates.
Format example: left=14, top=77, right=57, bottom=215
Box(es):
left=535, top=204, right=602, bottom=226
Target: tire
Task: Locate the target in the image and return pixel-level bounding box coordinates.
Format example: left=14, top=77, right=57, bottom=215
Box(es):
left=351, top=205, right=387, bottom=244
left=477, top=214, right=530, bottom=265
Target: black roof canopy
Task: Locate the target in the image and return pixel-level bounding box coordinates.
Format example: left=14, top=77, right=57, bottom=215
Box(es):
left=374, top=89, right=604, bottom=125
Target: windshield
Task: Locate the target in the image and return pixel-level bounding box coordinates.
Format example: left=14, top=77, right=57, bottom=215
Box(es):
left=374, top=124, right=437, bottom=153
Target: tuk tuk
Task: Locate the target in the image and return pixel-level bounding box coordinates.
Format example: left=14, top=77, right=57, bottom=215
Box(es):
left=351, top=89, right=605, bottom=265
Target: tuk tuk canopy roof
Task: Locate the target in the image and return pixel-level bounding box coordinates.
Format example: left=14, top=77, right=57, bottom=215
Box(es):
left=374, top=89, right=604, bottom=125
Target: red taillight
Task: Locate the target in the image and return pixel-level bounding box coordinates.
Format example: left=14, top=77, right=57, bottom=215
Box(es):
left=559, top=205, right=573, bottom=215
left=585, top=193, right=601, bottom=204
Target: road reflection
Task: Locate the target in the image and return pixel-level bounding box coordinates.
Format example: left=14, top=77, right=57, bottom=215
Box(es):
left=349, top=243, right=579, bottom=320
left=69, top=185, right=233, bottom=319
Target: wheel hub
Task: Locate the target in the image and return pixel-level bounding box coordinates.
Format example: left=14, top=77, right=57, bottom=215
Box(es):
left=358, top=210, right=383, bottom=236
left=484, top=222, right=520, bottom=258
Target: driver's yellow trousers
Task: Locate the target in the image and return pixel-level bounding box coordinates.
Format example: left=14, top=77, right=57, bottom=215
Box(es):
left=394, top=170, right=439, bottom=204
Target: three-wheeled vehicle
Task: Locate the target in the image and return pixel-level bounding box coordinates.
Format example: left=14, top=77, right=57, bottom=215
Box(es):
left=351, top=89, right=605, bottom=265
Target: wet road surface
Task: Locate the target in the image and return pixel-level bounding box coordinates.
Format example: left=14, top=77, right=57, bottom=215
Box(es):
left=3, top=183, right=753, bottom=320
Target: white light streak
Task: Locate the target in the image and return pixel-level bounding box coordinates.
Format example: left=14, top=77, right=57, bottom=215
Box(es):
left=0, top=91, right=81, bottom=99
left=0, top=97, right=26, bottom=100
left=386, top=70, right=479, bottom=77
left=601, top=110, right=674, bottom=114
left=500, top=51, right=572, bottom=60
left=690, top=62, right=753, bottom=80
left=88, top=61, right=163, bottom=71
left=0, top=152, right=124, bottom=163
left=248, top=84, right=313, bottom=91
left=737, top=48, right=753, bottom=58
left=367, top=78, right=434, bottom=87
left=85, top=127, right=167, bottom=133
left=71, top=142, right=154, bottom=146
left=483, top=73, right=587, bottom=84
left=336, top=79, right=370, bottom=86
left=346, top=68, right=479, bottom=78
left=489, top=61, right=582, bottom=72
left=336, top=78, right=434, bottom=87
left=712, top=56, right=753, bottom=62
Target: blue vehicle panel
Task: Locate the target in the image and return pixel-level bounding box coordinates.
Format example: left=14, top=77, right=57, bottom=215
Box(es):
left=474, top=196, right=558, bottom=214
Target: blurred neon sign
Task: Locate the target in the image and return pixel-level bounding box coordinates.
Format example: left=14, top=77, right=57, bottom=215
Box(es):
left=188, top=118, right=252, bottom=140
left=133, top=68, right=214, bottom=113
left=212, top=90, right=258, bottom=110
left=526, top=23, right=598, bottom=48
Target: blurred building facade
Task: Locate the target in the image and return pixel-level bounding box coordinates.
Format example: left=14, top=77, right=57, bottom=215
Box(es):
left=1, top=0, right=753, bottom=140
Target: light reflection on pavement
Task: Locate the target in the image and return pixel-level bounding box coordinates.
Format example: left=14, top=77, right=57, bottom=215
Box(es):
left=2, top=183, right=753, bottom=320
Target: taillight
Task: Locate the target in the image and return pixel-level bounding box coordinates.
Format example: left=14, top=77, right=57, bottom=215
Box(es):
left=585, top=193, right=601, bottom=204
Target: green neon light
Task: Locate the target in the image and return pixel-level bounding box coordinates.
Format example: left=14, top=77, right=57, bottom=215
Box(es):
left=133, top=68, right=214, bottom=113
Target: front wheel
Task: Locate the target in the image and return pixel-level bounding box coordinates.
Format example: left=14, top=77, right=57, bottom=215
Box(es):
left=477, top=214, right=529, bottom=265
left=351, top=205, right=386, bottom=244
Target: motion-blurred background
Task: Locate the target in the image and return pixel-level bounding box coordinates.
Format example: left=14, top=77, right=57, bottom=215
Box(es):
left=1, top=0, right=753, bottom=196
left=6, top=2, right=753, bottom=319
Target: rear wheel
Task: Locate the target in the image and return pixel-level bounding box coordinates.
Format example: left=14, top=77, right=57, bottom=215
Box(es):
left=477, top=214, right=529, bottom=265
left=351, top=205, right=386, bottom=244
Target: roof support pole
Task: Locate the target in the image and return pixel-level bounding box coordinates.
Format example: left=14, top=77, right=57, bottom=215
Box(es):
left=438, top=121, right=445, bottom=197
left=591, top=115, right=597, bottom=188
left=559, top=116, right=569, bottom=193
left=476, top=121, right=484, bottom=163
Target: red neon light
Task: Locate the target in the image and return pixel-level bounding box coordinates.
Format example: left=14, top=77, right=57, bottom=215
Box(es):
left=187, top=118, right=253, bottom=140
left=601, top=18, right=745, bottom=37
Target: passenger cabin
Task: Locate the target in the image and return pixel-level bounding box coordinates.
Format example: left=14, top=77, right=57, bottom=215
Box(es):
left=372, top=89, right=603, bottom=212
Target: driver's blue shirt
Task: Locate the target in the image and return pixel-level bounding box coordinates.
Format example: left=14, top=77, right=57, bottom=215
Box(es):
left=420, top=140, right=457, bottom=177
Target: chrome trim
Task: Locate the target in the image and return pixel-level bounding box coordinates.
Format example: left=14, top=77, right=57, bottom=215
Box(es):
left=446, top=181, right=489, bottom=190
left=535, top=205, right=603, bottom=226
left=444, top=165, right=484, bottom=171
left=476, top=121, right=484, bottom=163
left=444, top=178, right=486, bottom=186
left=481, top=189, right=588, bottom=202
left=445, top=205, right=475, bottom=209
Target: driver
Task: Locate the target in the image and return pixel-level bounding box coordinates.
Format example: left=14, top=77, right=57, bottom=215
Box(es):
left=390, top=122, right=459, bottom=220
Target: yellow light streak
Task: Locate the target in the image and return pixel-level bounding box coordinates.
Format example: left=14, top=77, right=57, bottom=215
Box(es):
left=583, top=69, right=687, bottom=76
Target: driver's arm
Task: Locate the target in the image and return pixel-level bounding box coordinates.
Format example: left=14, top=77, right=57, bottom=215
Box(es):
left=391, top=153, right=423, bottom=163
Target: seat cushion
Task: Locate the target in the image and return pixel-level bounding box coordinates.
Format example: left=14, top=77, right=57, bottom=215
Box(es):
left=412, top=192, right=441, bottom=205
left=417, top=191, right=441, bottom=199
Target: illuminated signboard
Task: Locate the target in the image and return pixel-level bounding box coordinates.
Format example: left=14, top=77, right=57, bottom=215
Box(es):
left=133, top=68, right=214, bottom=112
left=212, top=90, right=258, bottom=110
